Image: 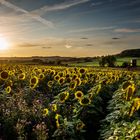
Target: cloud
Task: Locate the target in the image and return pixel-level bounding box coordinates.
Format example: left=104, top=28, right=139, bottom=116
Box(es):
left=69, top=26, right=115, bottom=33
left=65, top=44, right=72, bottom=49
left=86, top=44, right=93, bottom=46
left=0, top=0, right=53, bottom=27
left=80, top=37, right=88, bottom=39
left=114, top=28, right=140, bottom=33
left=42, top=46, right=52, bottom=49
left=30, top=0, right=90, bottom=16
left=112, top=37, right=120, bottom=40
left=91, top=2, right=103, bottom=6
left=17, top=43, right=40, bottom=48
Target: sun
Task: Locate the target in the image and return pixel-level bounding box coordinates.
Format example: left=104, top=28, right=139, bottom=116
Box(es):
left=0, top=37, right=8, bottom=50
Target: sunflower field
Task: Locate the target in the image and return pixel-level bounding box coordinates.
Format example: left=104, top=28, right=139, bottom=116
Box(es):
left=0, top=64, right=140, bottom=140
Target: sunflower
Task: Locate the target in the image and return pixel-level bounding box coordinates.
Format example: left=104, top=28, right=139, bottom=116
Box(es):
left=72, top=74, right=78, bottom=80
left=5, top=86, right=11, bottom=94
left=47, top=81, right=54, bottom=88
left=59, top=92, right=69, bottom=103
left=6, top=80, right=13, bottom=87
left=58, top=77, right=65, bottom=85
left=51, top=104, right=57, bottom=112
left=43, top=108, right=49, bottom=116
left=79, top=96, right=91, bottom=106
left=75, top=91, right=84, bottom=100
left=0, top=71, right=9, bottom=80
left=69, top=81, right=77, bottom=90
left=122, top=81, right=132, bottom=90
left=18, top=73, right=26, bottom=80
left=76, top=121, right=85, bottom=130
left=125, top=84, right=135, bottom=101
left=39, top=73, right=45, bottom=80
left=30, top=76, right=39, bottom=89
left=55, top=114, right=61, bottom=120
left=79, top=68, right=86, bottom=74
left=55, top=115, right=61, bottom=128
left=129, top=98, right=140, bottom=117
left=75, top=77, right=82, bottom=86
left=54, top=75, right=60, bottom=81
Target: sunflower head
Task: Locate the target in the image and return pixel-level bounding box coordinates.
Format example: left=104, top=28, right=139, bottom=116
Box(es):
left=47, top=81, right=54, bottom=88
left=54, top=75, right=60, bottom=81
left=59, top=92, right=69, bottom=103
left=69, top=81, right=77, bottom=90
left=75, top=91, right=83, bottom=100
left=76, top=121, right=85, bottom=131
left=5, top=86, right=12, bottom=94
left=30, top=76, right=39, bottom=89
left=18, top=73, right=26, bottom=80
left=58, top=77, right=65, bottom=85
left=43, top=108, right=49, bottom=116
left=75, top=78, right=81, bottom=86
left=79, top=68, right=86, bottom=74
left=0, top=71, right=9, bottom=80
left=39, top=73, right=45, bottom=80
left=122, top=81, right=132, bottom=90
left=79, top=96, right=91, bottom=106
left=51, top=104, right=57, bottom=112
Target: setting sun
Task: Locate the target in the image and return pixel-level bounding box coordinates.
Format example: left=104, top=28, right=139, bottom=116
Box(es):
left=0, top=37, right=8, bottom=50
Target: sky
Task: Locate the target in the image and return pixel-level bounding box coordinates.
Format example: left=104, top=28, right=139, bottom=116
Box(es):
left=0, top=0, right=140, bottom=57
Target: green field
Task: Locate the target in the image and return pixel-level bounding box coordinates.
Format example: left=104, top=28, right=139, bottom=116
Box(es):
left=69, top=57, right=140, bottom=67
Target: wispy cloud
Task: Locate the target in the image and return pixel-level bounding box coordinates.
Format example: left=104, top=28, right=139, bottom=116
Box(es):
left=91, top=2, right=103, bottom=6
left=80, top=37, right=88, bottom=39
left=112, top=37, right=120, bottom=40
left=65, top=44, right=72, bottom=49
left=17, top=43, right=41, bottom=48
left=0, top=0, right=53, bottom=27
left=30, top=0, right=90, bottom=15
left=114, top=28, right=140, bottom=33
left=69, top=26, right=115, bottom=33
left=42, top=46, right=52, bottom=49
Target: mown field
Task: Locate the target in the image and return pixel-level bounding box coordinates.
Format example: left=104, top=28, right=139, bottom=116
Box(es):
left=0, top=64, right=140, bottom=140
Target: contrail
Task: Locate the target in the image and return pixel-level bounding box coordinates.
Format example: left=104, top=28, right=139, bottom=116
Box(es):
left=0, top=0, right=53, bottom=28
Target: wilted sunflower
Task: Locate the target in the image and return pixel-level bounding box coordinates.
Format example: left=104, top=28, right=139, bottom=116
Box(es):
left=75, top=91, right=84, bottom=100
left=18, top=73, right=26, bottom=80
left=0, top=71, right=9, bottom=80
left=5, top=86, right=11, bottom=94
left=76, top=121, right=85, bottom=131
left=43, top=108, right=49, bottom=116
left=79, top=96, right=91, bottom=106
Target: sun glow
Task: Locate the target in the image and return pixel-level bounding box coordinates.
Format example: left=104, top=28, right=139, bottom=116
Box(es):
left=0, top=37, right=9, bottom=50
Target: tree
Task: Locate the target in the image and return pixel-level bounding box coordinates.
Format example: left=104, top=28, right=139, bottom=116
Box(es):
left=99, top=55, right=116, bottom=67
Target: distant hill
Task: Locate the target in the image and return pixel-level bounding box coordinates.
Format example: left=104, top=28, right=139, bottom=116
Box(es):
left=118, top=49, right=140, bottom=57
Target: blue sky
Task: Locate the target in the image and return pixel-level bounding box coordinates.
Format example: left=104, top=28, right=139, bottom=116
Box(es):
left=0, top=0, right=140, bottom=57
